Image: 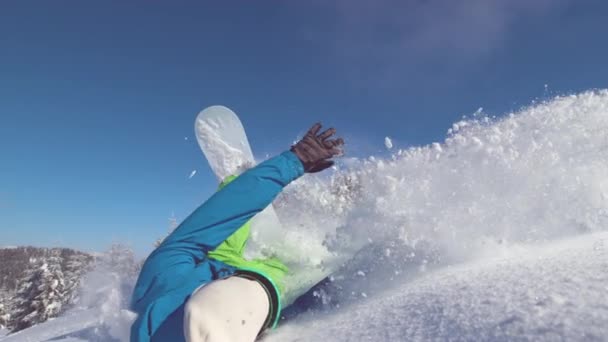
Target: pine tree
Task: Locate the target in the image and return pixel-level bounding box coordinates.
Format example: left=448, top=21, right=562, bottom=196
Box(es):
left=0, top=300, right=9, bottom=330
left=104, top=243, right=140, bottom=278
left=62, top=252, right=93, bottom=307
left=10, top=260, right=38, bottom=330
left=11, top=253, right=66, bottom=332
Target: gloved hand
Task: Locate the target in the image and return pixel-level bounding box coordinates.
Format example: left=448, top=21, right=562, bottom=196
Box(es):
left=291, top=123, right=344, bottom=173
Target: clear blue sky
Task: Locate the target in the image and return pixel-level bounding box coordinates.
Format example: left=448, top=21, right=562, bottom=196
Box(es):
left=1, top=1, right=607, bottom=256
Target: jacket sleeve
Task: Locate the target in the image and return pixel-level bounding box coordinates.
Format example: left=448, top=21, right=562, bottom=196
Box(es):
left=131, top=151, right=304, bottom=309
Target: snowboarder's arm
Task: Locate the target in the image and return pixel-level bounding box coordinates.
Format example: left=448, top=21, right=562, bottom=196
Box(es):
left=162, top=150, right=304, bottom=251
left=132, top=151, right=304, bottom=307
left=152, top=122, right=343, bottom=258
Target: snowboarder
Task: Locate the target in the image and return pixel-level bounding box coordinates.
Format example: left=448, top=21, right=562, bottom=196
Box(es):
left=130, top=123, right=344, bottom=342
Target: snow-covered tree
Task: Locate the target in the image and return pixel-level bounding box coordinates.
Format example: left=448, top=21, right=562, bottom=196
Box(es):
left=62, top=252, right=93, bottom=307
left=76, top=244, right=140, bottom=312
left=0, top=247, right=95, bottom=332
left=103, top=243, right=140, bottom=278
left=0, top=300, right=10, bottom=330
left=11, top=253, right=66, bottom=332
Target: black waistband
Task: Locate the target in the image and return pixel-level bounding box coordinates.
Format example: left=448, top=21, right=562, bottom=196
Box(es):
left=232, top=269, right=280, bottom=333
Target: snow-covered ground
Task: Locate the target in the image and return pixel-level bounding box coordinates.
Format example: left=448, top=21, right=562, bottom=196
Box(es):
left=3, top=90, right=608, bottom=341
left=0, top=309, right=100, bottom=342
left=266, top=232, right=608, bottom=341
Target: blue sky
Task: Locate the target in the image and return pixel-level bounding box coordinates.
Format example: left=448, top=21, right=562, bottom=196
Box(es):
left=1, top=1, right=608, bottom=256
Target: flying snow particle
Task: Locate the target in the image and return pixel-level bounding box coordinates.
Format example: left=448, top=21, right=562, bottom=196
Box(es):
left=184, top=137, right=189, bottom=141
left=384, top=137, right=393, bottom=150
left=188, top=170, right=197, bottom=179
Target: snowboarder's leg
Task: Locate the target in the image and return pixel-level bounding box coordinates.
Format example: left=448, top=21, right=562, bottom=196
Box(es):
left=184, top=276, right=270, bottom=342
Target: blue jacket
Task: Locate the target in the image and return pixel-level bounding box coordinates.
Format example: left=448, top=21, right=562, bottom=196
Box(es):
left=130, top=151, right=304, bottom=342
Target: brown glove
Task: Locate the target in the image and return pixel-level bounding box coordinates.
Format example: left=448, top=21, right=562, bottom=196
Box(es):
left=291, top=123, right=344, bottom=173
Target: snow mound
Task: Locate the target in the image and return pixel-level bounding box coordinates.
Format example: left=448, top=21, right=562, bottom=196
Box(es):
left=267, top=232, right=608, bottom=341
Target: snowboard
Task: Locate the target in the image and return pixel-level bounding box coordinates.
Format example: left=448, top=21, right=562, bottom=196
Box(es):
left=195, top=106, right=288, bottom=258
left=194, top=105, right=255, bottom=181
left=195, top=105, right=336, bottom=306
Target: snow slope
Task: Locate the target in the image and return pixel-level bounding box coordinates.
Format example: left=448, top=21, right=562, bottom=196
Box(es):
left=4, top=90, right=608, bottom=341
left=267, top=232, right=608, bottom=341
left=0, top=309, right=100, bottom=342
